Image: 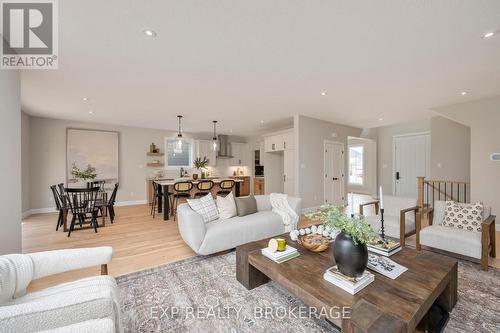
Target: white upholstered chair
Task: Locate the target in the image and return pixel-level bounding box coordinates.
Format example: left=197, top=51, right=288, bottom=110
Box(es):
left=416, top=200, right=496, bottom=270
left=0, top=247, right=121, bottom=333
left=359, top=195, right=419, bottom=246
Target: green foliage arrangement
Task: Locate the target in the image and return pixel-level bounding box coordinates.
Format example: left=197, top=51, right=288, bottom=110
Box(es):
left=306, top=205, right=375, bottom=245
left=193, top=156, right=209, bottom=170
left=71, top=163, right=97, bottom=181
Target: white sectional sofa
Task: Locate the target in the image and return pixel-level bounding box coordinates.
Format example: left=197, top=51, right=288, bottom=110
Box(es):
left=177, top=194, right=302, bottom=255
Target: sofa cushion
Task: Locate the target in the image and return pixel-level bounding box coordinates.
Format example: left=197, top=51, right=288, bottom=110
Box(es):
left=365, top=214, right=415, bottom=239
left=198, top=211, right=284, bottom=255
left=187, top=194, right=219, bottom=223
left=234, top=195, right=258, bottom=217
left=420, top=225, right=481, bottom=259
left=216, top=192, right=237, bottom=220
left=442, top=201, right=483, bottom=233
left=382, top=195, right=417, bottom=221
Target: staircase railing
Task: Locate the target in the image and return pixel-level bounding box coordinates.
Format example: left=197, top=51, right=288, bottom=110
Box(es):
left=417, top=176, right=470, bottom=209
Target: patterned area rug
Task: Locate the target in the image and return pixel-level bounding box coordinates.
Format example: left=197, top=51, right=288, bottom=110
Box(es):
left=116, top=253, right=500, bottom=333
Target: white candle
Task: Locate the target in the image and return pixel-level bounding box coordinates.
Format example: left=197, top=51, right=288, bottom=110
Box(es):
left=379, top=186, right=384, bottom=209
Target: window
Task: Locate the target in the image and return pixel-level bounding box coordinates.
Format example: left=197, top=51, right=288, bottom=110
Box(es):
left=348, top=145, right=364, bottom=185
left=165, top=138, right=193, bottom=167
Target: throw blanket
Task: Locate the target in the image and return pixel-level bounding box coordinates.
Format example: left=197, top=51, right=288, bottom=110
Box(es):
left=270, top=193, right=299, bottom=232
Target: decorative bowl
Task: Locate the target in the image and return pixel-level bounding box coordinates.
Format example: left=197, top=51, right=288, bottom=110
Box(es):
left=297, top=234, right=331, bottom=253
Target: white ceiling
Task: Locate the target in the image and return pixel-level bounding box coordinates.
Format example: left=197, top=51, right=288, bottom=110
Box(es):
left=21, top=0, right=500, bottom=135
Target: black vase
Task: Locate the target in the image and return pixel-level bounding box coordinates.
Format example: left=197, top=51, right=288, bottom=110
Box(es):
left=333, top=232, right=368, bottom=278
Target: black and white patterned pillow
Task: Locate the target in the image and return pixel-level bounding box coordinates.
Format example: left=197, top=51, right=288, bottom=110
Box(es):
left=187, top=194, right=219, bottom=223
left=442, top=201, right=483, bottom=232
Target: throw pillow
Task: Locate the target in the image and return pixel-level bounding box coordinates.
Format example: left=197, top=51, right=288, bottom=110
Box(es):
left=234, top=195, right=258, bottom=217
left=187, top=194, right=219, bottom=223
left=442, top=201, right=483, bottom=232
left=216, top=192, right=237, bottom=220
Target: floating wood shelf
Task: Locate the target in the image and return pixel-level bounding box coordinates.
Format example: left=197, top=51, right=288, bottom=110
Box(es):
left=147, top=152, right=164, bottom=156
left=146, top=163, right=164, bottom=167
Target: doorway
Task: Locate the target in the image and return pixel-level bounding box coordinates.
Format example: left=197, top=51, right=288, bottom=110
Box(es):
left=324, top=141, right=345, bottom=206
left=393, top=133, right=430, bottom=197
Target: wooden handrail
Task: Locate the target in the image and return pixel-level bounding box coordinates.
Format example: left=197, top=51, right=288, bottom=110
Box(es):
left=424, top=179, right=470, bottom=185
left=417, top=176, right=470, bottom=209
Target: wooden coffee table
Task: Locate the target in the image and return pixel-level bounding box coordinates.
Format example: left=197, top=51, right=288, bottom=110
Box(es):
left=236, top=234, right=458, bottom=333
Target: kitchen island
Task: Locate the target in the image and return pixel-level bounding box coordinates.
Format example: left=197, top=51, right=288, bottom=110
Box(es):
left=154, top=178, right=244, bottom=221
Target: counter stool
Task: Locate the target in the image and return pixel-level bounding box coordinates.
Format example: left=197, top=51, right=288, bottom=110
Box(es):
left=194, top=180, right=214, bottom=198
left=216, top=180, right=235, bottom=197
left=172, top=181, right=193, bottom=220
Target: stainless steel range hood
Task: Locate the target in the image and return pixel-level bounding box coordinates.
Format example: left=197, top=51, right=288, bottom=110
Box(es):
left=217, top=135, right=233, bottom=158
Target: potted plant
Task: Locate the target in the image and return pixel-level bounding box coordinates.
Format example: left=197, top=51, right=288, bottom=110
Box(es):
left=307, top=205, right=375, bottom=278
left=193, top=156, right=209, bottom=179
left=71, top=163, right=98, bottom=182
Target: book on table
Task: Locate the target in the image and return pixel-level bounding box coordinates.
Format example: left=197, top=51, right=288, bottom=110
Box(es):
left=367, top=235, right=401, bottom=257
left=367, top=253, right=408, bottom=279
left=261, top=245, right=300, bottom=263
left=323, top=266, right=374, bottom=295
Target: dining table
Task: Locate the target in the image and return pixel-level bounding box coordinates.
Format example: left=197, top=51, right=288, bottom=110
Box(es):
left=153, top=178, right=244, bottom=221
left=61, top=187, right=109, bottom=232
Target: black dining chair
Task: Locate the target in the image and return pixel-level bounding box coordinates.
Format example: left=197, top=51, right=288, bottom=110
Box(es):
left=57, top=183, right=65, bottom=195
left=172, top=181, right=193, bottom=221
left=194, top=180, right=214, bottom=198
left=217, top=180, right=235, bottom=197
left=65, top=187, right=100, bottom=237
left=151, top=182, right=173, bottom=219
left=50, top=185, right=66, bottom=231
left=105, top=183, right=119, bottom=223
left=89, top=180, right=106, bottom=191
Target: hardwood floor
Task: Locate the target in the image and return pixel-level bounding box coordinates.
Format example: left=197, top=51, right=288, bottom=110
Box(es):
left=23, top=198, right=500, bottom=292
left=23, top=204, right=196, bottom=291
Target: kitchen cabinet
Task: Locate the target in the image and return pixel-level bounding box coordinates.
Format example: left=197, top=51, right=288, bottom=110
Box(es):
left=264, top=130, right=293, bottom=152
left=196, top=140, right=217, bottom=166
left=230, top=176, right=250, bottom=196
left=284, top=149, right=295, bottom=196
left=230, top=142, right=248, bottom=166
left=254, top=177, right=265, bottom=195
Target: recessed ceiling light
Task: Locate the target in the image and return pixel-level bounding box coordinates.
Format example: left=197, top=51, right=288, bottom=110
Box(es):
left=143, top=29, right=157, bottom=38
left=378, top=118, right=384, bottom=121
left=320, top=92, right=327, bottom=96
left=482, top=30, right=498, bottom=39
left=461, top=91, right=468, bottom=96
left=260, top=120, right=264, bottom=124
left=88, top=110, right=94, bottom=114
left=82, top=97, right=88, bottom=102
left=229, top=129, right=233, bottom=133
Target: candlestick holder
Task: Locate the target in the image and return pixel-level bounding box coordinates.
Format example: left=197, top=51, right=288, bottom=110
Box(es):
left=380, top=208, right=385, bottom=240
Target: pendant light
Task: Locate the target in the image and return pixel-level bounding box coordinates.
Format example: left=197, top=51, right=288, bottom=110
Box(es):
left=212, top=120, right=219, bottom=151
left=174, top=115, right=183, bottom=154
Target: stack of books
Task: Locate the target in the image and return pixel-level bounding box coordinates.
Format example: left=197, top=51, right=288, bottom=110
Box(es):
left=261, top=245, right=300, bottom=263
left=367, top=236, right=401, bottom=257
left=367, top=253, right=408, bottom=279
left=323, top=266, right=374, bottom=295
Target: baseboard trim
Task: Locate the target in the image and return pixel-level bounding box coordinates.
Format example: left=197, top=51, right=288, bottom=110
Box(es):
left=114, top=200, right=148, bottom=207
left=23, top=200, right=148, bottom=218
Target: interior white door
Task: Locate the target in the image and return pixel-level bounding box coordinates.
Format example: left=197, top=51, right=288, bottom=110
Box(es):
left=394, top=134, right=430, bottom=197
left=324, top=141, right=345, bottom=206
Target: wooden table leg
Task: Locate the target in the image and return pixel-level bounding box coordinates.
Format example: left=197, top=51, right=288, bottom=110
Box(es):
left=236, top=243, right=269, bottom=290
left=162, top=185, right=170, bottom=221
left=435, top=262, right=458, bottom=312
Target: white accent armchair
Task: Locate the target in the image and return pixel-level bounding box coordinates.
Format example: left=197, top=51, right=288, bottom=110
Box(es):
left=359, top=195, right=419, bottom=246
left=416, top=201, right=496, bottom=271
left=0, top=247, right=121, bottom=333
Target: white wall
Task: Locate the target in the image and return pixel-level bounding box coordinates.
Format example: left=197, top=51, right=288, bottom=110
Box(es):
left=296, top=115, right=362, bottom=209
left=0, top=71, right=22, bottom=254
left=22, top=112, right=31, bottom=214
left=430, top=116, right=470, bottom=181
left=25, top=116, right=253, bottom=211
left=435, top=95, right=500, bottom=218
